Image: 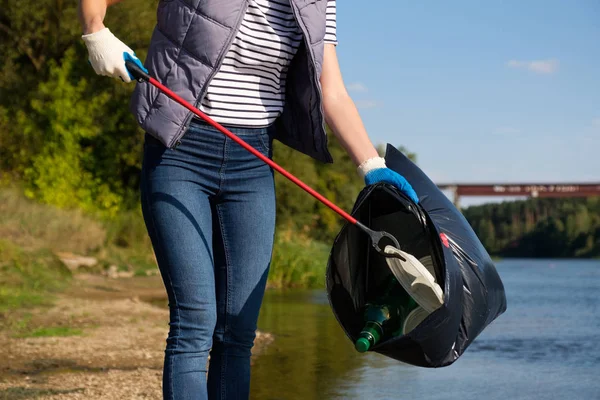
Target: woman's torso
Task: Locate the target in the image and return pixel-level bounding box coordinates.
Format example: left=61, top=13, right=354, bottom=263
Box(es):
left=199, top=0, right=337, bottom=127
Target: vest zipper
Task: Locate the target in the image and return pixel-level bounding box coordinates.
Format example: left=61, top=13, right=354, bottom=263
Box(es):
left=169, top=0, right=250, bottom=149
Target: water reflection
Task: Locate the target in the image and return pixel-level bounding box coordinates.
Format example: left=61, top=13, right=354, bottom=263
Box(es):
left=251, top=289, right=405, bottom=400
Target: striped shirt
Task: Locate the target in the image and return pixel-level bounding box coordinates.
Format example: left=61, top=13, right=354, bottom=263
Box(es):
left=199, top=0, right=338, bottom=127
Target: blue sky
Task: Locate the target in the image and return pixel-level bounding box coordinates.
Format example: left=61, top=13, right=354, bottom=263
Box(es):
left=335, top=1, right=599, bottom=205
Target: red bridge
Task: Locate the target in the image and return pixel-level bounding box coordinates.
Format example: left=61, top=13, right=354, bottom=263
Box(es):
left=436, top=183, right=600, bottom=207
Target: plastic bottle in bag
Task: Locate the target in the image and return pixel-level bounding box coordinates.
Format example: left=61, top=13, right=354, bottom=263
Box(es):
left=354, top=276, right=418, bottom=353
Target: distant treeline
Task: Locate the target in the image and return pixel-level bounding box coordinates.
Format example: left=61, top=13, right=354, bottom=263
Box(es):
left=463, top=198, right=600, bottom=258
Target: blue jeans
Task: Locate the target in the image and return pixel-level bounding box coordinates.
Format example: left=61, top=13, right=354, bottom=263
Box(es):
left=140, top=119, right=276, bottom=400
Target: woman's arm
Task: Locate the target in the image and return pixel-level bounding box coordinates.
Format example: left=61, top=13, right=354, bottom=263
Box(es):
left=320, top=44, right=380, bottom=167
left=78, top=0, right=145, bottom=83
left=320, top=43, right=419, bottom=203
left=78, top=0, right=122, bottom=34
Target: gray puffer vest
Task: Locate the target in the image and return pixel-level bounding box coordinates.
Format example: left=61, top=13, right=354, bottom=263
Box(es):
left=130, top=0, right=333, bottom=163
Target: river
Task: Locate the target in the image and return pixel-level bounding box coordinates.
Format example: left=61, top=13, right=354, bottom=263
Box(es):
left=250, top=259, right=600, bottom=400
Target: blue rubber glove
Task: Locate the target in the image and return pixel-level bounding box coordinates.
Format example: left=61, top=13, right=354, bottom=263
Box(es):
left=359, top=157, right=419, bottom=204
left=123, top=52, right=148, bottom=81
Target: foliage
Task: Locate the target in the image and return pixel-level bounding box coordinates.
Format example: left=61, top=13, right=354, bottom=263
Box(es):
left=273, top=132, right=365, bottom=245
left=20, top=48, right=123, bottom=214
left=268, top=229, right=331, bottom=289
left=463, top=197, right=600, bottom=258
left=0, top=0, right=155, bottom=214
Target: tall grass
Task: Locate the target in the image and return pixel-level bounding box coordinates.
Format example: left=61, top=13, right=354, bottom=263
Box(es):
left=0, top=239, right=71, bottom=313
left=0, top=185, right=156, bottom=275
left=95, top=208, right=156, bottom=276
left=0, top=185, right=332, bottom=298
left=268, top=229, right=330, bottom=289
left=0, top=186, right=105, bottom=254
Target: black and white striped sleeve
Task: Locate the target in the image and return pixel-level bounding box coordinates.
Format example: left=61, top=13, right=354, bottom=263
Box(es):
left=325, top=0, right=337, bottom=45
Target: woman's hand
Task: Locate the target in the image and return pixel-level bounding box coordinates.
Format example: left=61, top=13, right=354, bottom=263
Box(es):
left=78, top=0, right=146, bottom=83
left=82, top=28, right=146, bottom=83
left=320, top=44, right=419, bottom=203
left=358, top=157, right=420, bottom=204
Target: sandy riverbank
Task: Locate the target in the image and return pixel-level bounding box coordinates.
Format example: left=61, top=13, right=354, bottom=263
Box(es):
left=0, top=274, right=274, bottom=399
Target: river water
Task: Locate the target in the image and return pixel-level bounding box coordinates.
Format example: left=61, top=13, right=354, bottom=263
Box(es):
left=251, top=259, right=600, bottom=400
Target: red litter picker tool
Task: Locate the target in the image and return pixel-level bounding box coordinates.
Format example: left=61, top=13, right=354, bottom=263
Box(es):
left=125, top=60, right=402, bottom=256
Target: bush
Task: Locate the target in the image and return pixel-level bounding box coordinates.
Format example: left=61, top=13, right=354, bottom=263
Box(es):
left=268, top=229, right=331, bottom=289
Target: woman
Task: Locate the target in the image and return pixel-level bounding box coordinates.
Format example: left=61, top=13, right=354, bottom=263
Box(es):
left=79, top=0, right=418, bottom=399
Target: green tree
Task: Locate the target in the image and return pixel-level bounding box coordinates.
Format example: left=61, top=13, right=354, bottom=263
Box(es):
left=21, top=48, right=121, bottom=214
left=478, top=219, right=497, bottom=253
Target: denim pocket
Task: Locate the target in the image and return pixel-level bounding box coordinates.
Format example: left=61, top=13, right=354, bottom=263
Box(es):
left=255, top=131, right=273, bottom=157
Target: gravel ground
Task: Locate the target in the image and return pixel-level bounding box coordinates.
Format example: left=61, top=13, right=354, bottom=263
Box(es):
left=0, top=274, right=274, bottom=399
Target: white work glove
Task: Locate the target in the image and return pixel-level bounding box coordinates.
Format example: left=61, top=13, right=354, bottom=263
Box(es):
left=81, top=27, right=146, bottom=83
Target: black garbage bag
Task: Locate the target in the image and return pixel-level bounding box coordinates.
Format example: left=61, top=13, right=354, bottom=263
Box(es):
left=326, top=144, right=507, bottom=368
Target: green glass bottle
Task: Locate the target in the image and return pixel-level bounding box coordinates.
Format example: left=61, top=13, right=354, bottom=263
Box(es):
left=355, top=276, right=418, bottom=353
